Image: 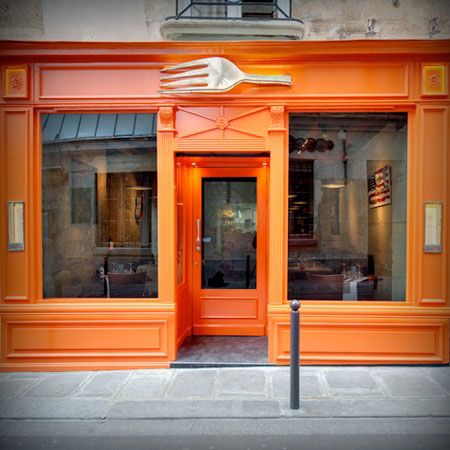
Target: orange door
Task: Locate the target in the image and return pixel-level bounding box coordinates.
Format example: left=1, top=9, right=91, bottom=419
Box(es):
left=192, top=166, right=267, bottom=336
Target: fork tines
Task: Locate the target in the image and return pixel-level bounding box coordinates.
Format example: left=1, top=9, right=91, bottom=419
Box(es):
left=160, top=60, right=209, bottom=90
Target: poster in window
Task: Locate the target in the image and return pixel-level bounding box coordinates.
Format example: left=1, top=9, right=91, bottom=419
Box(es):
left=368, top=165, right=391, bottom=209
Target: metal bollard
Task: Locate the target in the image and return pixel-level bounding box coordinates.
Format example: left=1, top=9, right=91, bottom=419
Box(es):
left=290, top=299, right=300, bottom=410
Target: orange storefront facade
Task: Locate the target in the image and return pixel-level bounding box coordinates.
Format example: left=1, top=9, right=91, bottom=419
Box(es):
left=0, top=40, right=449, bottom=371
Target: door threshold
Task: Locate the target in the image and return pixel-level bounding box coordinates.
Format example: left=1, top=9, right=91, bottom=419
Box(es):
left=170, top=362, right=275, bottom=368
left=175, top=336, right=270, bottom=367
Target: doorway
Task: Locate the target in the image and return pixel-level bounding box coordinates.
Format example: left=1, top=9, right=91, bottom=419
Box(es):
left=177, top=156, right=269, bottom=340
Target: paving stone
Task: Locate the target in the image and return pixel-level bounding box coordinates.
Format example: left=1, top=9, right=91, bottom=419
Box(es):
left=8, top=372, right=52, bottom=379
left=94, top=419, right=195, bottom=436
left=372, top=366, right=425, bottom=375
left=117, top=371, right=171, bottom=400
left=0, top=419, right=103, bottom=436
left=0, top=399, right=109, bottom=419
left=426, top=367, right=450, bottom=394
left=282, top=397, right=450, bottom=418
left=73, top=371, right=130, bottom=398
left=217, top=369, right=267, bottom=398
left=165, top=369, right=216, bottom=399
left=107, top=400, right=280, bottom=419
left=272, top=372, right=326, bottom=399
left=0, top=373, right=11, bottom=379
left=22, top=373, right=91, bottom=398
left=325, top=370, right=378, bottom=390
left=0, top=379, right=39, bottom=399
left=380, top=373, right=446, bottom=397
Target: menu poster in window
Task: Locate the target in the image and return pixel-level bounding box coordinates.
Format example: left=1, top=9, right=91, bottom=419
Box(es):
left=368, top=165, right=391, bottom=209
left=424, top=202, right=442, bottom=253
left=8, top=201, right=25, bottom=251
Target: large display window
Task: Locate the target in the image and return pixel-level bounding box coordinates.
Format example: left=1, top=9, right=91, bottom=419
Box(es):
left=288, top=113, right=408, bottom=301
left=41, top=113, right=158, bottom=298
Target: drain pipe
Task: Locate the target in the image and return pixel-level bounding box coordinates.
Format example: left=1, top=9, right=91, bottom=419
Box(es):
left=290, top=299, right=300, bottom=409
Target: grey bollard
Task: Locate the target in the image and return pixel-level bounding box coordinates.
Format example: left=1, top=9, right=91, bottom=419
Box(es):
left=290, top=299, right=300, bottom=410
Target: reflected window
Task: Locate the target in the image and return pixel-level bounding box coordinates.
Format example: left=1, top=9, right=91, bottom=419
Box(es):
left=288, top=113, right=407, bottom=301
left=42, top=113, right=158, bottom=298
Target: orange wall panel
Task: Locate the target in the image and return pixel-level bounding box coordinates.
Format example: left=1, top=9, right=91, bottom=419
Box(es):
left=35, top=62, right=410, bottom=101
left=0, top=41, right=449, bottom=369
left=37, top=65, right=161, bottom=100
left=418, top=107, right=448, bottom=305
left=200, top=297, right=259, bottom=319
left=1, top=308, right=175, bottom=370
left=10, top=324, right=163, bottom=352
left=1, top=109, right=31, bottom=302
left=292, top=62, right=409, bottom=97
left=269, top=312, right=448, bottom=364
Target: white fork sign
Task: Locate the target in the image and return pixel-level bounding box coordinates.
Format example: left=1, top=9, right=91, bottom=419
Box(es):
left=160, top=57, right=292, bottom=94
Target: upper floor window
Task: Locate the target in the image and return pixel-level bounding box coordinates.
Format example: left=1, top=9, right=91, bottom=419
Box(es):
left=175, top=0, right=291, bottom=20
left=162, top=0, right=302, bottom=40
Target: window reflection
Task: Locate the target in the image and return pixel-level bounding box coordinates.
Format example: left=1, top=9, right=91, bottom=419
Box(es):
left=42, top=113, right=158, bottom=298
left=288, top=113, right=407, bottom=301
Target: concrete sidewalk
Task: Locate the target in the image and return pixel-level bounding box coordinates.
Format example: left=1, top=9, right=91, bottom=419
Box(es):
left=0, top=365, right=449, bottom=420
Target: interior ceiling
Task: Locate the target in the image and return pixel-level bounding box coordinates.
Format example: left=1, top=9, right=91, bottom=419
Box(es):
left=289, top=113, right=408, bottom=133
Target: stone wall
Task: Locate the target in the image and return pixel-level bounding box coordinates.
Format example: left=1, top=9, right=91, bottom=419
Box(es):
left=0, top=0, right=448, bottom=41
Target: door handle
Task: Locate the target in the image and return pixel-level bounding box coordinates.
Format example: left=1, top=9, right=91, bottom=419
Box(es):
left=195, top=218, right=201, bottom=252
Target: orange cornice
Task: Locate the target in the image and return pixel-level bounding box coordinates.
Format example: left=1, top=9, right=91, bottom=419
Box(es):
left=0, top=40, right=449, bottom=63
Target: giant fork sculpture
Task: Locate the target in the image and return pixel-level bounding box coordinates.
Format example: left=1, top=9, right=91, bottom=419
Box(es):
left=160, top=57, right=292, bottom=94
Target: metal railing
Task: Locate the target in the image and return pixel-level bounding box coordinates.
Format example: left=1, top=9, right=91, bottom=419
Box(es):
left=169, top=0, right=299, bottom=21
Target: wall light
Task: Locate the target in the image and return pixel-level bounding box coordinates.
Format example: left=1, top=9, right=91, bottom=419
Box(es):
left=126, top=186, right=152, bottom=191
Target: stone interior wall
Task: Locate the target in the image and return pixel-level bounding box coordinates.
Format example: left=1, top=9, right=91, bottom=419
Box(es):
left=0, top=0, right=448, bottom=41
left=290, top=121, right=407, bottom=300
left=42, top=141, right=157, bottom=298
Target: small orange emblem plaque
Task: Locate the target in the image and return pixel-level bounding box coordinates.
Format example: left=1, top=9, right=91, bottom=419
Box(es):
left=2, top=66, right=28, bottom=99
left=422, top=65, right=447, bottom=96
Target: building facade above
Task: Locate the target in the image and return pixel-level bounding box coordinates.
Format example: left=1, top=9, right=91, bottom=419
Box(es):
left=0, top=0, right=449, bottom=42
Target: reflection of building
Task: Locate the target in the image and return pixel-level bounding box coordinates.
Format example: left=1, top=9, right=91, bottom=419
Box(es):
left=41, top=114, right=158, bottom=299
left=0, top=1, right=449, bottom=370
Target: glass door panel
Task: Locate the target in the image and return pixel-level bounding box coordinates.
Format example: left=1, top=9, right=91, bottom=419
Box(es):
left=202, top=178, right=257, bottom=289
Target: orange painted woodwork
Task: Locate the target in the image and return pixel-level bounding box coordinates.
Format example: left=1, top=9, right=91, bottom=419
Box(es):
left=0, top=40, right=449, bottom=371
left=191, top=166, right=268, bottom=336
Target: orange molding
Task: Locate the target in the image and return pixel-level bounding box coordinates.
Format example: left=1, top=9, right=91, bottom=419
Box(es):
left=36, top=63, right=162, bottom=100
left=268, top=106, right=287, bottom=305
left=1, top=308, right=176, bottom=369
left=0, top=40, right=449, bottom=369
left=0, top=108, right=33, bottom=303
left=1, top=40, right=449, bottom=60
left=193, top=324, right=265, bottom=336
left=417, top=106, right=448, bottom=306
left=268, top=311, right=449, bottom=365
left=157, top=106, right=176, bottom=311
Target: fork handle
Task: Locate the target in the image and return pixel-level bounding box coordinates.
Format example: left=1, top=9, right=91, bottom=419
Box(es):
left=243, top=73, right=292, bottom=86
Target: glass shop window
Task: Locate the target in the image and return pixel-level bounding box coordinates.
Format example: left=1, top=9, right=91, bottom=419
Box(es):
left=288, top=113, right=407, bottom=302
left=42, top=113, right=158, bottom=298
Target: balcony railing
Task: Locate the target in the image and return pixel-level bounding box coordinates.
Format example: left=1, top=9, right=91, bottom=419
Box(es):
left=169, top=0, right=300, bottom=21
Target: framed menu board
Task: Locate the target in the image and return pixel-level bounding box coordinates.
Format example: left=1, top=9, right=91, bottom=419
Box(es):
left=8, top=201, right=25, bottom=252
left=424, top=202, right=442, bottom=253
